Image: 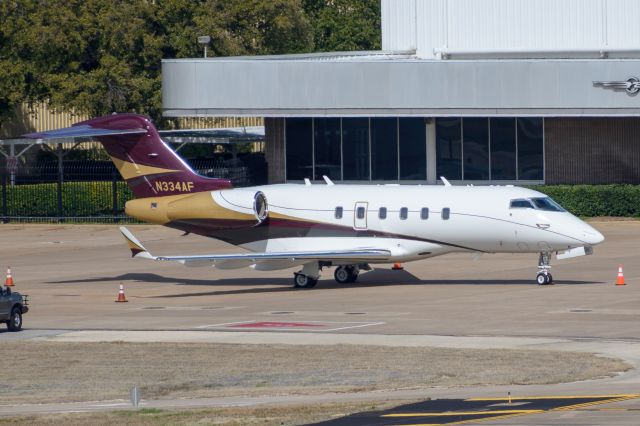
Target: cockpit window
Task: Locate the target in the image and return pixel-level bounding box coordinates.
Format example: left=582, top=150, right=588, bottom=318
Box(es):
left=530, top=197, right=566, bottom=212
left=510, top=199, right=534, bottom=209
left=510, top=197, right=566, bottom=212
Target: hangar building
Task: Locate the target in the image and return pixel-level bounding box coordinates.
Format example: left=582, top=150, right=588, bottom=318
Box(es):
left=162, top=0, right=640, bottom=185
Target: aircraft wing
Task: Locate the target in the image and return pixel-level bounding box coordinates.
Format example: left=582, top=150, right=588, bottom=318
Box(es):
left=120, top=227, right=392, bottom=270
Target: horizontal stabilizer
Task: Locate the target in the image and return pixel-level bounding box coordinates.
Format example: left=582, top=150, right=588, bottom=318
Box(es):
left=24, top=124, right=147, bottom=140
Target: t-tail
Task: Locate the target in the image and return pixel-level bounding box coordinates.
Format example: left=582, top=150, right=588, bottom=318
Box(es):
left=24, top=113, right=232, bottom=198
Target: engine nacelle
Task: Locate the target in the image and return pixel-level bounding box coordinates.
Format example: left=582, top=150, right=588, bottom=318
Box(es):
left=125, top=189, right=268, bottom=229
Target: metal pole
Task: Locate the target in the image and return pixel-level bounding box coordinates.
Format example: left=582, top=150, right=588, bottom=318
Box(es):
left=204, top=45, right=207, bottom=58
left=57, top=144, right=63, bottom=222
left=1, top=171, right=7, bottom=223
left=112, top=170, right=118, bottom=223
left=9, top=144, right=15, bottom=187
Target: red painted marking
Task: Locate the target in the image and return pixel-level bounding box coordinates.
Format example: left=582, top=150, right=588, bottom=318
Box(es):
left=230, top=322, right=324, bottom=328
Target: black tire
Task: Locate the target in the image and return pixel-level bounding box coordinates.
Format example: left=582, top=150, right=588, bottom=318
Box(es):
left=7, top=307, right=22, bottom=332
left=346, top=266, right=359, bottom=283
left=293, top=273, right=317, bottom=289
left=334, top=267, right=351, bottom=284
left=546, top=273, right=554, bottom=285
left=536, top=273, right=547, bottom=285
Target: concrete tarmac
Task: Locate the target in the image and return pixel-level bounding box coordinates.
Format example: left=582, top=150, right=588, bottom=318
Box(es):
left=1, top=221, right=640, bottom=424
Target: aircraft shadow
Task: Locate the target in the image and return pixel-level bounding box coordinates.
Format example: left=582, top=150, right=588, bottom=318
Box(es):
left=46, top=270, right=604, bottom=297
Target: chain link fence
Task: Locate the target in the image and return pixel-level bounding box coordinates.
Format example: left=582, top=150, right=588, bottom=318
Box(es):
left=1, top=156, right=267, bottom=223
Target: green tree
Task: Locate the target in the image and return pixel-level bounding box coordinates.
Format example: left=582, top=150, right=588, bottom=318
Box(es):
left=303, top=0, right=381, bottom=52
left=0, top=0, right=313, bottom=127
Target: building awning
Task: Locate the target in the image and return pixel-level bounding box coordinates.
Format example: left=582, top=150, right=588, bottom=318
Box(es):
left=162, top=52, right=640, bottom=117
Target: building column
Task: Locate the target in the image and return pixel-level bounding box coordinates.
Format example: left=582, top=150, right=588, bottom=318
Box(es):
left=264, top=117, right=285, bottom=183
left=426, top=119, right=437, bottom=184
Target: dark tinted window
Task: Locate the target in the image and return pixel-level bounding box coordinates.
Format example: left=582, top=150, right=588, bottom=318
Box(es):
left=314, top=118, right=341, bottom=180
left=531, top=197, right=565, bottom=212
left=335, top=206, right=343, bottom=219
left=400, top=207, right=408, bottom=220
left=371, top=117, right=398, bottom=180
left=342, top=118, right=370, bottom=180
left=357, top=206, right=365, bottom=219
left=399, top=118, right=426, bottom=180
left=421, top=208, right=429, bottom=219
left=379, top=207, right=387, bottom=219
left=286, top=118, right=313, bottom=180
left=436, top=118, right=462, bottom=180
left=510, top=199, right=534, bottom=209
left=490, top=118, right=517, bottom=180
left=463, top=118, right=489, bottom=180
left=442, top=208, right=450, bottom=220
left=517, top=118, right=544, bottom=180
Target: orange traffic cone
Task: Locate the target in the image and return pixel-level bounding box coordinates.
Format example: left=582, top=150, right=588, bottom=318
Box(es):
left=5, top=267, right=14, bottom=287
left=115, top=284, right=128, bottom=302
left=616, top=265, right=626, bottom=286
left=392, top=263, right=403, bottom=270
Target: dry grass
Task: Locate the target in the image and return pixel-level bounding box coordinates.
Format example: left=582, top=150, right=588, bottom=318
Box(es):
left=0, top=402, right=403, bottom=426
left=0, top=342, right=629, bottom=405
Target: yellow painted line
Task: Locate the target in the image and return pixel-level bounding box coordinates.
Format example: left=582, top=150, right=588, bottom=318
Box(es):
left=446, top=412, right=541, bottom=426
left=383, top=410, right=543, bottom=417
left=552, top=396, right=639, bottom=411
left=466, top=394, right=640, bottom=401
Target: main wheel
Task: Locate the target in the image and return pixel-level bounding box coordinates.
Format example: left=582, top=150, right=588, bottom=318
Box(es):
left=346, top=266, right=359, bottom=283
left=546, top=273, right=554, bottom=285
left=294, top=273, right=317, bottom=289
left=7, top=307, right=22, bottom=332
left=536, top=273, right=548, bottom=285
left=334, top=267, right=351, bottom=284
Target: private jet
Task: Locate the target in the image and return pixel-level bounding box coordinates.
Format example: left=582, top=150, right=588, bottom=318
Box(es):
left=26, top=114, right=604, bottom=288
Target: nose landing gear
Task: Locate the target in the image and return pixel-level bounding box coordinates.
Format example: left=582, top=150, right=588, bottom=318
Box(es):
left=536, top=251, right=553, bottom=285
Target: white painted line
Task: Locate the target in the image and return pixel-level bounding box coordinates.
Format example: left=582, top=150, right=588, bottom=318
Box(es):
left=323, top=322, right=386, bottom=332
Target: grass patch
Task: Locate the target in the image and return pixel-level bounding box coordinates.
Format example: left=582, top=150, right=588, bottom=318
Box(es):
left=0, top=341, right=630, bottom=405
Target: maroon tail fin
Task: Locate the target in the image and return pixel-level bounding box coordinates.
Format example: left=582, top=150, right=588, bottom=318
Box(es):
left=28, top=114, right=232, bottom=198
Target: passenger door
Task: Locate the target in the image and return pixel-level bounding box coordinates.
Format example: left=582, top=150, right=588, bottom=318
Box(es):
left=353, top=202, right=368, bottom=230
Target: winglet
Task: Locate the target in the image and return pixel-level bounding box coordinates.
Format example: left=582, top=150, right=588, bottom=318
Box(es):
left=119, top=227, right=155, bottom=260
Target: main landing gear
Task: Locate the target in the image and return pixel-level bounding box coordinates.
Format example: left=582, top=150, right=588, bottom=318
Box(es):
left=334, top=265, right=359, bottom=284
left=536, top=251, right=553, bottom=285
left=293, top=263, right=366, bottom=288
left=293, top=262, right=320, bottom=289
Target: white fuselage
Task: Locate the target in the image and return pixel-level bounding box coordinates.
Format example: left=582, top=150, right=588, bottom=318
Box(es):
left=216, top=184, right=604, bottom=264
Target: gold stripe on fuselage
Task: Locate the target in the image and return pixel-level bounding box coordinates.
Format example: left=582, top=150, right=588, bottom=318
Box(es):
left=110, top=156, right=180, bottom=180
left=125, top=191, right=256, bottom=225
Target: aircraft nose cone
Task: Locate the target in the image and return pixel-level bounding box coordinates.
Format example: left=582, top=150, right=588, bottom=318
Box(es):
left=582, top=228, right=605, bottom=245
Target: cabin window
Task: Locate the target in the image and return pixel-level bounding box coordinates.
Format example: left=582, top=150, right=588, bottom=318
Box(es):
left=356, top=206, right=366, bottom=219
left=420, top=208, right=429, bottom=220
left=442, top=208, right=450, bottom=220
left=379, top=207, right=387, bottom=219
left=510, top=199, right=534, bottom=209
left=400, top=207, right=408, bottom=220
left=335, top=206, right=343, bottom=219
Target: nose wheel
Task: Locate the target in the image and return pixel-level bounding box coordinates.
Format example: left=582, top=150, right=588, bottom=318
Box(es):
left=536, top=252, right=554, bottom=285
left=536, top=272, right=553, bottom=285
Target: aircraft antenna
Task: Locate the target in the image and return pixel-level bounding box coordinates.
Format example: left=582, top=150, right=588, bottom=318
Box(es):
left=322, top=175, right=335, bottom=186
left=440, top=176, right=452, bottom=187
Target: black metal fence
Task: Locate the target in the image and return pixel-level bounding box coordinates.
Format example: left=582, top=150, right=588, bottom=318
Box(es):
left=1, top=156, right=267, bottom=223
